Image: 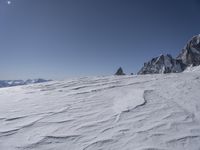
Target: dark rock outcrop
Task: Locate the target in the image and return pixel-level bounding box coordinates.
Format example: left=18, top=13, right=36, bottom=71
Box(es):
left=115, top=67, right=125, bottom=75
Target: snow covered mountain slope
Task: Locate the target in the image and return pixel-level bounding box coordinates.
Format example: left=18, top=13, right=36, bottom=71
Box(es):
left=0, top=71, right=200, bottom=150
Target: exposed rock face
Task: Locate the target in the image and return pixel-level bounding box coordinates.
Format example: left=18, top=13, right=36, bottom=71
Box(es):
left=177, top=35, right=200, bottom=66
left=138, top=54, right=184, bottom=74
left=138, top=34, right=200, bottom=75
left=115, top=67, right=125, bottom=75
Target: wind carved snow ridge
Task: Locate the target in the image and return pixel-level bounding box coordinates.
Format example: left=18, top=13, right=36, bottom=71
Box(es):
left=114, top=89, right=150, bottom=122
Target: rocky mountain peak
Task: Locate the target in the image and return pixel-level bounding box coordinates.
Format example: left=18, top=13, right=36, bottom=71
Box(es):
left=138, top=54, right=183, bottom=75
left=138, top=34, right=200, bottom=75
left=177, top=34, right=200, bottom=66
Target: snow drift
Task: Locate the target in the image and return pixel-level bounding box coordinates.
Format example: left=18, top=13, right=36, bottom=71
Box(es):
left=0, top=68, right=200, bottom=150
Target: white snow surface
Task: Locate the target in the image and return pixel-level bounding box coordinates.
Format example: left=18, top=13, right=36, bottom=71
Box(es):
left=1, top=71, right=200, bottom=150
left=184, top=65, right=200, bottom=72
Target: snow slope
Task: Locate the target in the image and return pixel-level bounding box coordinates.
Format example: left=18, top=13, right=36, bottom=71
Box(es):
left=0, top=70, right=200, bottom=150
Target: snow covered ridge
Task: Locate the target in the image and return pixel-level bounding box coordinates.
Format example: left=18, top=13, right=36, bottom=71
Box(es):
left=0, top=79, right=51, bottom=88
left=138, top=34, right=200, bottom=74
left=0, top=71, right=200, bottom=150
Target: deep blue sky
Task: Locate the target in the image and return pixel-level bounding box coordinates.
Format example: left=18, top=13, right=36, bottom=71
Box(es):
left=0, top=0, right=200, bottom=79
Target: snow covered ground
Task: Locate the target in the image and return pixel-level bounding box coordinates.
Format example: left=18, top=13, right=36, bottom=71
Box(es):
left=0, top=69, right=200, bottom=150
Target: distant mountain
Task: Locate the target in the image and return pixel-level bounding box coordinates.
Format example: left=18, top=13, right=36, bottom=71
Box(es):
left=24, top=79, right=50, bottom=84
left=138, top=54, right=184, bottom=74
left=0, top=79, right=51, bottom=88
left=138, top=34, right=200, bottom=75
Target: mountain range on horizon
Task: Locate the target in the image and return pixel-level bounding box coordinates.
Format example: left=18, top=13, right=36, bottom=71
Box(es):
left=0, top=79, right=51, bottom=88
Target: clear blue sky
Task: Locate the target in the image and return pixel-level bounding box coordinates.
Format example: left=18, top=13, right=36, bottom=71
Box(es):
left=0, top=0, right=200, bottom=79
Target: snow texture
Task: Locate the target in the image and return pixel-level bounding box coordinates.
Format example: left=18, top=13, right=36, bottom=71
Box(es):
left=0, top=68, right=200, bottom=150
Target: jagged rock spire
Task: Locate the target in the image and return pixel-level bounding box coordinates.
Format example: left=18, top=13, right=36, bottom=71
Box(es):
left=115, top=67, right=125, bottom=75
